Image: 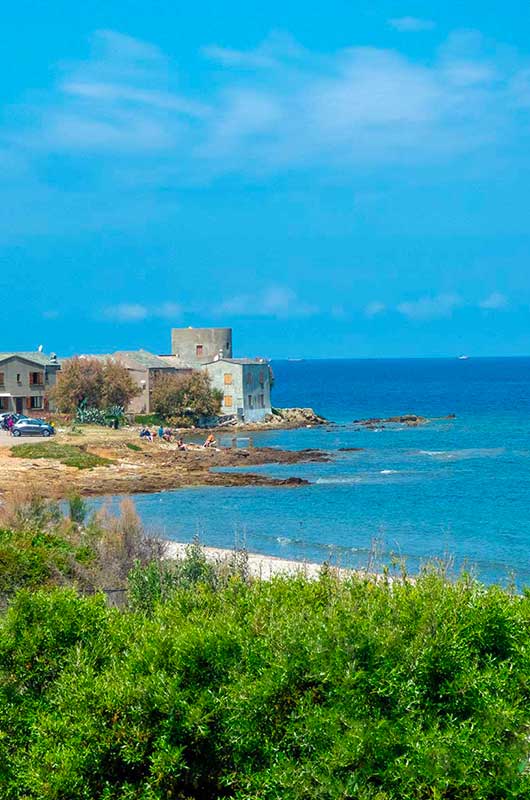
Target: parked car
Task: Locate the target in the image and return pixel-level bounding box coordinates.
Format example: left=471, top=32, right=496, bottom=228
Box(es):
left=0, top=412, right=26, bottom=423
left=0, top=413, right=28, bottom=431
left=11, top=418, right=54, bottom=437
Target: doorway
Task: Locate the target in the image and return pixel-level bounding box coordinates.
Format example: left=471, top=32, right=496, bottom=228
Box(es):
left=15, top=397, right=24, bottom=414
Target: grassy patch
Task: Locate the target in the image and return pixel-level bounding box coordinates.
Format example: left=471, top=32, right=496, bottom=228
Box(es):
left=135, top=413, right=164, bottom=426
left=11, top=442, right=114, bottom=470
left=126, top=442, right=142, bottom=452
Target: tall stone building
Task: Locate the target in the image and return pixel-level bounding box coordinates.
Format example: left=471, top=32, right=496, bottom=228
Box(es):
left=169, top=326, right=272, bottom=422
left=170, top=327, right=232, bottom=367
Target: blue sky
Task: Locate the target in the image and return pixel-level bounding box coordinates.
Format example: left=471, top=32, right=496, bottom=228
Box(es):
left=2, top=1, right=530, bottom=358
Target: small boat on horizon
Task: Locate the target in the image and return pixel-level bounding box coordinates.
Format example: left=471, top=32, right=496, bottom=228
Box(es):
left=458, top=355, right=469, bottom=360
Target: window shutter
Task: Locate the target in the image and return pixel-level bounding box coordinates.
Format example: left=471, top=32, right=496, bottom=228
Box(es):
left=44, top=397, right=49, bottom=411
left=29, top=373, right=33, bottom=386
left=26, top=397, right=32, bottom=409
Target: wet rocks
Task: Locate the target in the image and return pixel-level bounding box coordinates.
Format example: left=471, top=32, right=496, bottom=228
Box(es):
left=353, top=413, right=456, bottom=429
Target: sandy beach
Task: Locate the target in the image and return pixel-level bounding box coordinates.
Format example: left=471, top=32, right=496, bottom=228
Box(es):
left=160, top=539, right=386, bottom=582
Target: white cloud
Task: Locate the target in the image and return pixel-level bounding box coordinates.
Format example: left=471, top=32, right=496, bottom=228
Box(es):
left=102, top=301, right=182, bottom=322
left=10, top=26, right=530, bottom=178
left=103, top=303, right=149, bottom=321
left=388, top=17, right=435, bottom=32
left=219, top=286, right=317, bottom=318
left=479, top=292, right=508, bottom=309
left=365, top=301, right=386, bottom=317
left=156, top=302, right=182, bottom=319
left=397, top=293, right=463, bottom=320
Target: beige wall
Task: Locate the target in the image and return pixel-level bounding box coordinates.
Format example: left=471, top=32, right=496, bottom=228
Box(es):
left=0, top=357, right=59, bottom=414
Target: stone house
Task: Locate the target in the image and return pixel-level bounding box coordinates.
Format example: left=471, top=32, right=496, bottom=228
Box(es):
left=0, top=352, right=60, bottom=414
left=112, top=350, right=192, bottom=414
left=203, top=358, right=272, bottom=422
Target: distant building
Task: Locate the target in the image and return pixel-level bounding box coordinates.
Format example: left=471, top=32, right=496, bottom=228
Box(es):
left=171, top=327, right=233, bottom=367
left=0, top=352, right=60, bottom=414
left=203, top=358, right=272, bottom=422
left=112, top=350, right=192, bottom=414
left=170, top=326, right=272, bottom=422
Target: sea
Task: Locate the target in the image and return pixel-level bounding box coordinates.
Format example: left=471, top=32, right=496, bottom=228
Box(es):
left=102, top=358, right=530, bottom=587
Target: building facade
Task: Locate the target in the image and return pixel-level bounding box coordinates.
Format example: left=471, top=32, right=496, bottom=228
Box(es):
left=171, top=327, right=232, bottom=366
left=0, top=352, right=60, bottom=414
left=203, top=358, right=272, bottom=422
left=112, top=350, right=192, bottom=414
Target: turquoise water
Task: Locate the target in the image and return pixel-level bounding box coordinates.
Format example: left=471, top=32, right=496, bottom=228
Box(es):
left=103, top=358, right=530, bottom=585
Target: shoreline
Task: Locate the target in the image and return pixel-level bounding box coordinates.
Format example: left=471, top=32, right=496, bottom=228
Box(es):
left=163, top=539, right=354, bottom=580
left=0, top=426, right=332, bottom=501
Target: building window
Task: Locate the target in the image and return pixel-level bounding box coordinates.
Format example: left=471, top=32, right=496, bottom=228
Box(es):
left=0, top=397, right=7, bottom=410
left=259, top=394, right=265, bottom=408
left=226, top=341, right=230, bottom=351
left=246, top=372, right=252, bottom=385
left=30, top=372, right=44, bottom=386
left=224, top=373, right=233, bottom=385
left=247, top=395, right=253, bottom=408
left=224, top=395, right=233, bottom=408
left=30, top=396, right=43, bottom=410
left=196, top=345, right=203, bottom=357
left=16, top=374, right=21, bottom=383
left=259, top=370, right=265, bottom=385
left=0, top=372, right=4, bottom=386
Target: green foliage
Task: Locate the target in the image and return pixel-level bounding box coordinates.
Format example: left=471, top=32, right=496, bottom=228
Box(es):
left=125, top=442, right=142, bottom=452
left=151, top=371, right=222, bottom=426
left=68, top=494, right=88, bottom=525
left=2, top=569, right=530, bottom=798
left=51, top=357, right=140, bottom=414
left=134, top=414, right=165, bottom=426
left=76, top=404, right=124, bottom=427
left=128, top=537, right=217, bottom=614
left=11, top=442, right=114, bottom=470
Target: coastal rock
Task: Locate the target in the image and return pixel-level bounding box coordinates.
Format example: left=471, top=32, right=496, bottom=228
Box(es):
left=265, top=407, right=329, bottom=427
left=352, top=413, right=456, bottom=428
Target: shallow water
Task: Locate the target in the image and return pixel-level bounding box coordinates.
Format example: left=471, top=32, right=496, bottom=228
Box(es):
left=97, top=358, right=530, bottom=586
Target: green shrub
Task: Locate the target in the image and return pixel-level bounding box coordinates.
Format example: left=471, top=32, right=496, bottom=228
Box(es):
left=2, top=572, right=530, bottom=798
left=68, top=494, right=88, bottom=525
left=135, top=414, right=165, bottom=426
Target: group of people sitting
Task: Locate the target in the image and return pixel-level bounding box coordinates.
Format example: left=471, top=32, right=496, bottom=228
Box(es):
left=139, top=426, right=217, bottom=450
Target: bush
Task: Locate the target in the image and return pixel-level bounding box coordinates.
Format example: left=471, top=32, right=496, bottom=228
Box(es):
left=135, top=414, right=165, bottom=427
left=51, top=357, right=140, bottom=414
left=2, top=570, right=530, bottom=798
left=151, top=371, right=222, bottom=426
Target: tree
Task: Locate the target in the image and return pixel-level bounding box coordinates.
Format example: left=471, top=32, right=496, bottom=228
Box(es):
left=102, top=360, right=141, bottom=409
left=50, top=357, right=140, bottom=414
left=151, top=371, right=222, bottom=425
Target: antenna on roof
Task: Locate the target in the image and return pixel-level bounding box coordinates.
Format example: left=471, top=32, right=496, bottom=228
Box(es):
left=37, top=344, right=43, bottom=352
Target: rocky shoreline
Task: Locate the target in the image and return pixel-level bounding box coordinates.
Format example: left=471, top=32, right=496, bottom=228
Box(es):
left=353, top=413, right=456, bottom=429
left=214, top=406, right=330, bottom=431
left=0, top=427, right=329, bottom=501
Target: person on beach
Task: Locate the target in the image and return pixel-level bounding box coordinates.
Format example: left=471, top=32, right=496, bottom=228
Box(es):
left=162, top=428, right=172, bottom=442
left=158, top=425, right=164, bottom=440
left=140, top=427, right=152, bottom=442
left=176, top=437, right=186, bottom=451
left=203, top=433, right=217, bottom=448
